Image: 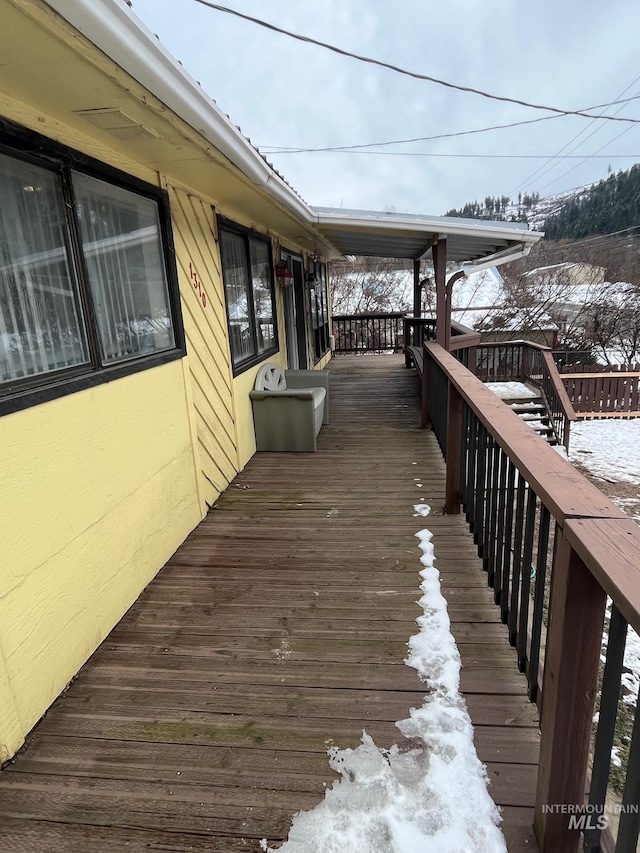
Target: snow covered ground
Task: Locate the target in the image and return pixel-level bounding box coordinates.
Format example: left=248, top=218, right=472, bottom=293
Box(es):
left=569, top=419, right=640, bottom=488
left=262, top=504, right=506, bottom=853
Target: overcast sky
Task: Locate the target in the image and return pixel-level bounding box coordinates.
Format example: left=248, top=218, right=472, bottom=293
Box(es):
left=130, top=0, right=640, bottom=217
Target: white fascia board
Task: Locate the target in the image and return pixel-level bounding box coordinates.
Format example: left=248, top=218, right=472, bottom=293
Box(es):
left=314, top=209, right=544, bottom=246
left=44, top=0, right=314, bottom=224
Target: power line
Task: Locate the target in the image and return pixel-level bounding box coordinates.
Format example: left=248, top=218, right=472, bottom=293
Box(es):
left=260, top=151, right=640, bottom=159
left=538, top=121, right=639, bottom=194
left=191, top=0, right=640, bottom=123
left=259, top=96, right=640, bottom=155
left=509, top=76, right=640, bottom=196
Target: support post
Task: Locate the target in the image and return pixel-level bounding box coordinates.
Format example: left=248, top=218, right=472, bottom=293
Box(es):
left=445, top=382, right=462, bottom=513
left=534, top=526, right=606, bottom=852
left=413, top=261, right=422, bottom=334
left=433, top=239, right=450, bottom=351
left=421, top=346, right=430, bottom=428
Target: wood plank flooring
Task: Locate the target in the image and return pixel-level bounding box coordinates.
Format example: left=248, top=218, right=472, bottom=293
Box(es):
left=0, top=354, right=539, bottom=852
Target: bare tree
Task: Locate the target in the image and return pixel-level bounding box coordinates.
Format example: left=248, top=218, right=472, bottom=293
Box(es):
left=329, top=257, right=413, bottom=315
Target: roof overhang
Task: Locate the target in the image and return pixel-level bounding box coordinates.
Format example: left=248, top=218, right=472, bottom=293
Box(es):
left=312, top=207, right=543, bottom=267
left=37, top=1, right=543, bottom=269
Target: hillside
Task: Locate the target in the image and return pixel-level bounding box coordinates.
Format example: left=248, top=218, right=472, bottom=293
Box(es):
left=444, top=163, right=640, bottom=238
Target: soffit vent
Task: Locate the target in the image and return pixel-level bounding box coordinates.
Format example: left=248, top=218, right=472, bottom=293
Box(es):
left=73, top=108, right=159, bottom=140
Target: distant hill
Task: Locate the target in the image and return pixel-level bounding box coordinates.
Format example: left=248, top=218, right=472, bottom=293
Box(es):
left=444, top=163, right=640, bottom=239
left=543, top=165, right=640, bottom=239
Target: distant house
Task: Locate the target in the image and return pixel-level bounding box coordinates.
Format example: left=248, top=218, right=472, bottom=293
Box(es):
left=449, top=268, right=558, bottom=347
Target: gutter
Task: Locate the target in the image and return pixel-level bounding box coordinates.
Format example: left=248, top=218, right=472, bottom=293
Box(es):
left=313, top=208, right=544, bottom=247
left=448, top=242, right=534, bottom=283
left=44, top=0, right=315, bottom=224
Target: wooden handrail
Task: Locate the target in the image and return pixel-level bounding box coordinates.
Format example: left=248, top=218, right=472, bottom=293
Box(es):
left=423, top=340, right=640, bottom=852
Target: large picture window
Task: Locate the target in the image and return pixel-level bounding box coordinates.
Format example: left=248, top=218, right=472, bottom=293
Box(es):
left=219, top=220, right=278, bottom=373
left=0, top=124, right=182, bottom=415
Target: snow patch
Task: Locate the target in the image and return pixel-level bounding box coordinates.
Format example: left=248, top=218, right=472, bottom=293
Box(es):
left=485, top=381, right=539, bottom=400
left=569, top=420, right=640, bottom=486
left=261, top=526, right=506, bottom=853
left=413, top=504, right=431, bottom=517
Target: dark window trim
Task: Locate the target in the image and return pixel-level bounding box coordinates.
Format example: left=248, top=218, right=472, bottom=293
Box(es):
left=0, top=117, right=186, bottom=418
left=311, top=261, right=330, bottom=363
left=217, top=215, right=279, bottom=377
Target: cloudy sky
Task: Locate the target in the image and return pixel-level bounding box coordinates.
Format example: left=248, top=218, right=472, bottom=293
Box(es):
left=130, top=0, right=640, bottom=216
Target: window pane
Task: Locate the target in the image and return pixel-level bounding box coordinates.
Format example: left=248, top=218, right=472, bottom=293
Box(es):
left=249, top=240, right=275, bottom=354
left=73, top=173, right=174, bottom=363
left=0, top=154, right=88, bottom=384
left=221, top=231, right=253, bottom=365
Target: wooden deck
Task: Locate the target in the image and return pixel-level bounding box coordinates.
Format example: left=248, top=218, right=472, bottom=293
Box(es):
left=0, top=354, right=539, bottom=852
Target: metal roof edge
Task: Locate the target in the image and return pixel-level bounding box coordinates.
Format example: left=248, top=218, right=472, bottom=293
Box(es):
left=312, top=206, right=544, bottom=244
left=44, top=0, right=315, bottom=224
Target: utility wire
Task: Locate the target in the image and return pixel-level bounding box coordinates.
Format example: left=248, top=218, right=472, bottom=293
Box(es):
left=191, top=0, right=640, bottom=123
left=258, top=151, right=640, bottom=160
left=509, top=76, right=640, bottom=196
left=538, top=120, right=639, bottom=193
left=259, top=96, right=640, bottom=155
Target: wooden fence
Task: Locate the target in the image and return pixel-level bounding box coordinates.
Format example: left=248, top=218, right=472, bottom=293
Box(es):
left=558, top=364, right=640, bottom=419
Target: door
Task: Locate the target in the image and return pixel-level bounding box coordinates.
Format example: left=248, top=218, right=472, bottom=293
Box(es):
left=281, top=252, right=309, bottom=370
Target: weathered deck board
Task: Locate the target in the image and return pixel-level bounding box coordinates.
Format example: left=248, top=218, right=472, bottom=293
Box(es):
left=0, top=354, right=539, bottom=852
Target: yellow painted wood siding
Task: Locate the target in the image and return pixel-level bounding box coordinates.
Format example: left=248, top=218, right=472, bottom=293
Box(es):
left=168, top=186, right=239, bottom=509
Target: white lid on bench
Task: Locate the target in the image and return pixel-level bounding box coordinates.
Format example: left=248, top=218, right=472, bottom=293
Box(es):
left=254, top=363, right=287, bottom=391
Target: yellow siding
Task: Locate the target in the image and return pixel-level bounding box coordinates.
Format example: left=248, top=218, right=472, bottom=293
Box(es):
left=0, top=23, right=332, bottom=760
left=167, top=186, right=240, bottom=509
left=0, top=362, right=201, bottom=760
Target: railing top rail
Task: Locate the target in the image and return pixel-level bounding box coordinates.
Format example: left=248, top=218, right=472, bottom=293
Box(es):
left=450, top=319, right=477, bottom=337
left=449, top=331, right=481, bottom=352
left=333, top=312, right=406, bottom=320
left=425, top=339, right=640, bottom=634
left=424, top=341, right=622, bottom=524
left=561, top=371, right=640, bottom=379
left=540, top=350, right=577, bottom=423
left=564, top=516, right=640, bottom=636
left=477, top=339, right=551, bottom=352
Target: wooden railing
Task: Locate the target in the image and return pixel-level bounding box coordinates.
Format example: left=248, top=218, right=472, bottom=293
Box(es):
left=402, top=316, right=481, bottom=370
left=331, top=312, right=405, bottom=353
left=559, top=364, right=640, bottom=418
left=422, top=340, right=640, bottom=853
left=475, top=341, right=576, bottom=451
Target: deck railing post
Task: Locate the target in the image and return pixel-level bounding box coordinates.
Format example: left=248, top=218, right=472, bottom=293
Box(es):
left=421, top=344, right=430, bottom=429
left=445, top=382, right=462, bottom=513
left=521, top=343, right=530, bottom=381
left=534, top=525, right=606, bottom=852
left=403, top=317, right=411, bottom=367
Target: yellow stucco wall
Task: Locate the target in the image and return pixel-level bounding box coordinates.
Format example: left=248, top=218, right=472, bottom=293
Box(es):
left=0, top=361, right=202, bottom=760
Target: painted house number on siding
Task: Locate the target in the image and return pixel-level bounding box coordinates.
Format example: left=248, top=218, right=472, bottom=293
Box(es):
left=189, top=262, right=208, bottom=309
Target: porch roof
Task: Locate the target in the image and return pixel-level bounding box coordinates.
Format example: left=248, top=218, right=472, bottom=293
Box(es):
left=312, top=207, right=543, bottom=267
left=43, top=1, right=543, bottom=267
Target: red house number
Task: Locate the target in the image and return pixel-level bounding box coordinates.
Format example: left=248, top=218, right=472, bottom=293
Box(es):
left=189, top=262, right=207, bottom=309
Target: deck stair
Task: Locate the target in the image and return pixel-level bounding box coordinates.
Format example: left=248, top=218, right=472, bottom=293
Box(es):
left=489, top=385, right=558, bottom=445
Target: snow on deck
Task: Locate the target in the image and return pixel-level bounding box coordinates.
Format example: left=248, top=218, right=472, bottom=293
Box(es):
left=262, top=514, right=506, bottom=853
